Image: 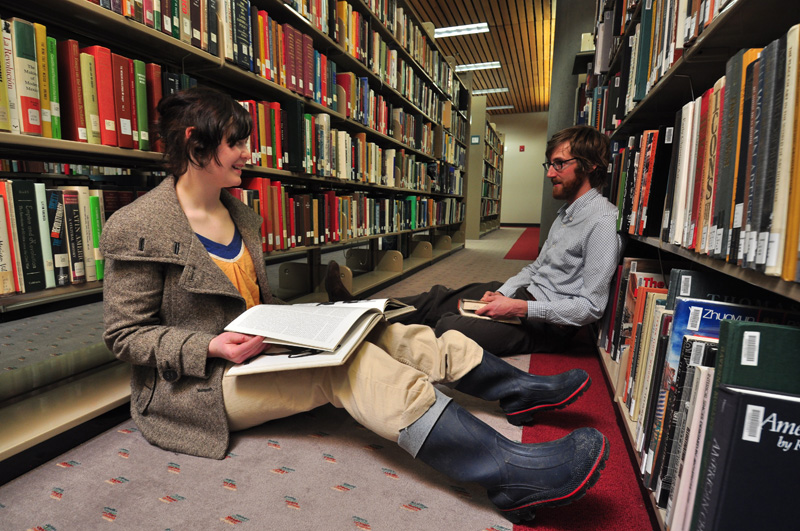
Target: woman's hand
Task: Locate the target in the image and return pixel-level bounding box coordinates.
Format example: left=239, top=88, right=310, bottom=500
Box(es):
left=208, top=332, right=269, bottom=364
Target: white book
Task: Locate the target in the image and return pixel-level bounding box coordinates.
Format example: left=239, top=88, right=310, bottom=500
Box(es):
left=225, top=299, right=414, bottom=375
left=33, top=183, right=55, bottom=289
left=2, top=19, right=20, bottom=134
left=670, top=99, right=696, bottom=245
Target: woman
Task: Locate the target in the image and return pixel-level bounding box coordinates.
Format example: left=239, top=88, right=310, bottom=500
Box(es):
left=100, top=86, right=608, bottom=524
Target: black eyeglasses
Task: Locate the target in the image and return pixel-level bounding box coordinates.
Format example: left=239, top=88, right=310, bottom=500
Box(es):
left=542, top=158, right=578, bottom=172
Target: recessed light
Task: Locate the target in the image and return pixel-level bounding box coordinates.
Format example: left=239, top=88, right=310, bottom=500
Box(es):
left=455, top=61, right=501, bottom=72
left=434, top=23, right=490, bottom=38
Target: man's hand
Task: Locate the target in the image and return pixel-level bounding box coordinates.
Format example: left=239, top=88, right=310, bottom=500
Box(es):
left=476, top=293, right=528, bottom=319
left=208, top=332, right=269, bottom=364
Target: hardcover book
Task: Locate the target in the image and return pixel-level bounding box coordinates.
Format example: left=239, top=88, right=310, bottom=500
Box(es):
left=692, top=385, right=800, bottom=530
left=10, top=18, right=42, bottom=136
left=80, top=45, right=117, bottom=146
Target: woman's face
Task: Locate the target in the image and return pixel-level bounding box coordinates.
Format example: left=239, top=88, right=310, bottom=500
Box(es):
left=208, top=135, right=250, bottom=187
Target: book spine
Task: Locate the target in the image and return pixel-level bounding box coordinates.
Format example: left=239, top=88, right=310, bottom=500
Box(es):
left=33, top=23, right=52, bottom=138
left=10, top=180, right=46, bottom=292
left=60, top=190, right=86, bottom=284
left=46, top=37, right=61, bottom=139
left=89, top=194, right=105, bottom=280
left=10, top=19, right=42, bottom=136
left=133, top=59, right=149, bottom=150
left=33, top=183, right=55, bottom=289
left=56, top=39, right=87, bottom=142
left=79, top=53, right=102, bottom=144
left=45, top=189, right=70, bottom=287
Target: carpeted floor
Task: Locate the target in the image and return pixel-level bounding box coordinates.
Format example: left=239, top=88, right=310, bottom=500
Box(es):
left=503, top=226, right=541, bottom=261
left=0, top=228, right=654, bottom=530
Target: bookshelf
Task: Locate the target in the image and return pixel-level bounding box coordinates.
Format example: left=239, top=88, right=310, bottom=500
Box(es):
left=464, top=93, right=504, bottom=238
left=0, top=0, right=471, bottom=460
left=583, top=0, right=800, bottom=529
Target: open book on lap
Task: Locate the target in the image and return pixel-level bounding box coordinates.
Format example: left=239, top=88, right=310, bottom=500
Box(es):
left=224, top=299, right=414, bottom=375
left=458, top=299, right=522, bottom=325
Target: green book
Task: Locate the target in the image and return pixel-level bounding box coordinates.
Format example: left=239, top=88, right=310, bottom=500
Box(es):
left=0, top=18, right=10, bottom=132
left=46, top=36, right=61, bottom=139
left=690, top=319, right=800, bottom=529
left=133, top=59, right=149, bottom=151
left=88, top=194, right=104, bottom=281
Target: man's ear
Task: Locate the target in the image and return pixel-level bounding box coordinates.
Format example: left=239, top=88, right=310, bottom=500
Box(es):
left=185, top=126, right=195, bottom=140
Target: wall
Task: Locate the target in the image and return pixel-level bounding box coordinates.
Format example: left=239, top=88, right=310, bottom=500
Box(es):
left=542, top=0, right=596, bottom=245
left=490, top=112, right=549, bottom=225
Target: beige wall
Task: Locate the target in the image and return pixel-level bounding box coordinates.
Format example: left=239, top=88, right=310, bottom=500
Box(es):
left=490, top=112, right=549, bottom=225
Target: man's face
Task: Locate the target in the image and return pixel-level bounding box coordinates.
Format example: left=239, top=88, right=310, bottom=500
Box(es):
left=546, top=142, right=593, bottom=204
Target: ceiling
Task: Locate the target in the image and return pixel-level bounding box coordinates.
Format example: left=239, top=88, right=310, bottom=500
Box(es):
left=405, top=0, right=556, bottom=115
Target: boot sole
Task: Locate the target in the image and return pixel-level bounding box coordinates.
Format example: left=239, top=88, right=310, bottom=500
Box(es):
left=501, top=434, right=610, bottom=524
left=505, top=376, right=592, bottom=426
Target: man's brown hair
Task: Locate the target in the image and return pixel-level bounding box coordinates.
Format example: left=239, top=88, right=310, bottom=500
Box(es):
left=545, top=125, right=610, bottom=188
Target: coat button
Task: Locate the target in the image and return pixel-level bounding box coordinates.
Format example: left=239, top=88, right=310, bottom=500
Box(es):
left=163, top=369, right=178, bottom=382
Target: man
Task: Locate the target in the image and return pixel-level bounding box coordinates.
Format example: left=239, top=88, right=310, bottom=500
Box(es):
left=327, top=125, right=621, bottom=356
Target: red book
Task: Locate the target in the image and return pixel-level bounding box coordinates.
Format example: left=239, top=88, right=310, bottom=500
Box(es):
left=241, top=176, right=272, bottom=252
left=82, top=45, right=118, bottom=146
left=0, top=181, right=22, bottom=293
left=238, top=100, right=258, bottom=164
left=303, top=32, right=313, bottom=99
left=270, top=181, right=282, bottom=250
left=269, top=101, right=282, bottom=170
left=145, top=63, right=163, bottom=152
left=56, top=39, right=88, bottom=142
left=259, top=101, right=273, bottom=168
left=283, top=24, right=295, bottom=93
left=325, top=189, right=339, bottom=242
left=336, top=72, right=355, bottom=118
left=687, top=89, right=712, bottom=250
left=111, top=53, right=134, bottom=148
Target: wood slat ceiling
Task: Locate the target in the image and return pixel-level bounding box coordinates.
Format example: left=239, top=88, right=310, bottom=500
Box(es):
left=405, top=0, right=556, bottom=115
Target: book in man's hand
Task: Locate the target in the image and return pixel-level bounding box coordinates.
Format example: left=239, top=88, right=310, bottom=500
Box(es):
left=224, top=299, right=415, bottom=375
left=458, top=299, right=522, bottom=325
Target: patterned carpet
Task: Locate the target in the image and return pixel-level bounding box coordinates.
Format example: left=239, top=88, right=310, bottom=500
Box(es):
left=0, top=229, right=539, bottom=531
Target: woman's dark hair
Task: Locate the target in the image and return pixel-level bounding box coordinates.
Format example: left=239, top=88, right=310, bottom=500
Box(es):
left=545, top=125, right=610, bottom=188
left=155, top=86, right=252, bottom=177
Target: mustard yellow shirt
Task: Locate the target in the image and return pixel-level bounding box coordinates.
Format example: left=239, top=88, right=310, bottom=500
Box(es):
left=196, top=229, right=260, bottom=309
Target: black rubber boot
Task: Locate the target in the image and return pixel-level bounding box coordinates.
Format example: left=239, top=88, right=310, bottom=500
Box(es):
left=455, top=351, right=591, bottom=425
left=416, top=401, right=608, bottom=523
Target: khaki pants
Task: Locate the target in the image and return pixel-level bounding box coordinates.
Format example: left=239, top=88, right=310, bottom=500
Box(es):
left=222, top=322, right=484, bottom=442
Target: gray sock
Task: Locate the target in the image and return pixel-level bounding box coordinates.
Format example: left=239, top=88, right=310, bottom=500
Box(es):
left=397, top=388, right=452, bottom=457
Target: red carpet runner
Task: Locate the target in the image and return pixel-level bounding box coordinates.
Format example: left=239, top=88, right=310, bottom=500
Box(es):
left=504, top=227, right=540, bottom=260
left=514, top=340, right=655, bottom=531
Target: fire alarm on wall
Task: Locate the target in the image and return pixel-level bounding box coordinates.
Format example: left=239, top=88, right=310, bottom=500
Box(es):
left=519, top=145, right=525, bottom=152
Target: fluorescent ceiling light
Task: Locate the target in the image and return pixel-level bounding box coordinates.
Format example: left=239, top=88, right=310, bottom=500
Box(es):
left=434, top=23, right=490, bottom=38
left=455, top=61, right=501, bottom=72
left=487, top=105, right=514, bottom=111
left=472, top=87, right=509, bottom=95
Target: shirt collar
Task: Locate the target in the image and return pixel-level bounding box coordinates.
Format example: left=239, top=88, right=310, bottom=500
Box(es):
left=558, top=188, right=601, bottom=221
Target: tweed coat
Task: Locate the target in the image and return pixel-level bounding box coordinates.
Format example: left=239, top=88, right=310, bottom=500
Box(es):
left=101, top=176, right=274, bottom=459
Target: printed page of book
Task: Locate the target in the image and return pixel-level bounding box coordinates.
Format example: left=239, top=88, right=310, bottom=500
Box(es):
left=225, top=303, right=382, bottom=351
left=225, top=312, right=383, bottom=375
